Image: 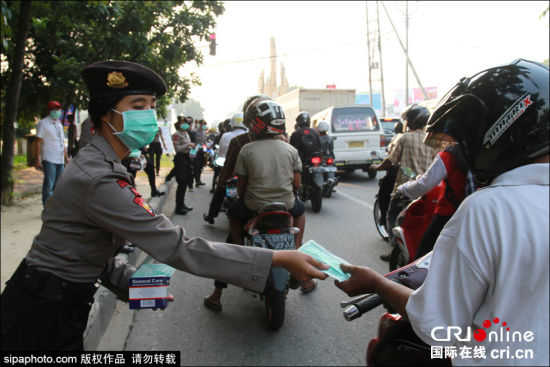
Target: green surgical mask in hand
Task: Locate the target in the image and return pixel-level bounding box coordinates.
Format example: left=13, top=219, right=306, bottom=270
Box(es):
left=298, top=240, right=351, bottom=282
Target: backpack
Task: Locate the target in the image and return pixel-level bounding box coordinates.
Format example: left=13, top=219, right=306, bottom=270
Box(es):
left=298, top=128, right=321, bottom=157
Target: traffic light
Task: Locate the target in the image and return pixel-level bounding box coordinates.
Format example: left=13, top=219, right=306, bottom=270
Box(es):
left=209, top=33, right=216, bottom=56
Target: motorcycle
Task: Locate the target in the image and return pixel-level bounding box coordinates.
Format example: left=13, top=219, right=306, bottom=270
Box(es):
left=243, top=202, right=300, bottom=330
left=340, top=252, right=451, bottom=366
left=204, top=140, right=217, bottom=169
left=389, top=183, right=443, bottom=271
left=298, top=152, right=326, bottom=212
left=372, top=165, right=412, bottom=242
left=322, top=155, right=339, bottom=198
left=221, top=175, right=239, bottom=213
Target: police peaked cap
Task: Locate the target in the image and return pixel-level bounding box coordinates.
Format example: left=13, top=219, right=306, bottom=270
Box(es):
left=82, top=60, right=167, bottom=98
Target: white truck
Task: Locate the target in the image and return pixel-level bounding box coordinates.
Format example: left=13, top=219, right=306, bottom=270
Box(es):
left=275, top=88, right=356, bottom=133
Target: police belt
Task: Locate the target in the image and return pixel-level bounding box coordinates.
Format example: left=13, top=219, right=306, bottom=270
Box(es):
left=11, top=259, right=99, bottom=304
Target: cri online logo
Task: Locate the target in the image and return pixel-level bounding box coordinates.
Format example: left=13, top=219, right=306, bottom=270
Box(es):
left=431, top=317, right=534, bottom=343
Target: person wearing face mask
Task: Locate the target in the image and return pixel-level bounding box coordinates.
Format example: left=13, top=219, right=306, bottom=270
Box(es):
left=172, top=118, right=195, bottom=215
left=0, top=60, right=329, bottom=351
left=34, top=100, right=70, bottom=207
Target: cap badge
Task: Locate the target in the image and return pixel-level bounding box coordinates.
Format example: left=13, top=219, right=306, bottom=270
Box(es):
left=106, top=71, right=129, bottom=89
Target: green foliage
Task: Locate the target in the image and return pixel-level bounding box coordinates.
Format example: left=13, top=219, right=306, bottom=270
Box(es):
left=13, top=154, right=26, bottom=170
left=1, top=0, right=224, bottom=129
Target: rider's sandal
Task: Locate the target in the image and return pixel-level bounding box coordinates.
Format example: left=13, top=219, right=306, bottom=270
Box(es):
left=203, top=297, right=222, bottom=312
left=300, top=279, right=317, bottom=294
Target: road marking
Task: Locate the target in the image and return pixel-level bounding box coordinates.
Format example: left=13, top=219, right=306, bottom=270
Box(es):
left=337, top=190, right=374, bottom=210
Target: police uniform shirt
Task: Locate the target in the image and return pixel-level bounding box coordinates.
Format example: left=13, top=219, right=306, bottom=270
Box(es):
left=173, top=130, right=191, bottom=154
left=24, top=134, right=273, bottom=293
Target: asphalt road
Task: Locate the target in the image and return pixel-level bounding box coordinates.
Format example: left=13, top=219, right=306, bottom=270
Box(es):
left=102, top=170, right=395, bottom=365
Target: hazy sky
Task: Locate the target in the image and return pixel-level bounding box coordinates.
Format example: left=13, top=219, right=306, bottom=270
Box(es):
left=179, top=1, right=549, bottom=123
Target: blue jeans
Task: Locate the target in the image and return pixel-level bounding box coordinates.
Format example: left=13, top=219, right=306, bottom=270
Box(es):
left=42, top=160, right=64, bottom=206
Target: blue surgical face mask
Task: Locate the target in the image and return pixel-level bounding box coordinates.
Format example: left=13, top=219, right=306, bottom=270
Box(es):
left=181, top=123, right=189, bottom=130
left=202, top=125, right=207, bottom=130
left=50, top=110, right=61, bottom=120
left=108, top=109, right=158, bottom=151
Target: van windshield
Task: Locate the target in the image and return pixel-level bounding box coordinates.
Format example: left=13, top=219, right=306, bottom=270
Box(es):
left=332, top=107, right=380, bottom=133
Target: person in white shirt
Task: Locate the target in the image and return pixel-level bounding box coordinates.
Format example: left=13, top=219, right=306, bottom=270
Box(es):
left=335, top=59, right=549, bottom=366
left=216, top=112, right=247, bottom=164
left=35, top=100, right=69, bottom=206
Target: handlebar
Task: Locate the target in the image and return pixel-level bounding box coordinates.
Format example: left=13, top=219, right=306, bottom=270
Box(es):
left=343, top=294, right=384, bottom=321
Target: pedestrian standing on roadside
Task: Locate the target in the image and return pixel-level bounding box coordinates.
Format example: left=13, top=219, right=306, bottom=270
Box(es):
left=173, top=120, right=195, bottom=215
left=149, top=128, right=167, bottom=176
left=0, top=60, right=328, bottom=352
left=76, top=116, right=94, bottom=153
left=34, top=100, right=70, bottom=207
left=67, top=114, right=78, bottom=158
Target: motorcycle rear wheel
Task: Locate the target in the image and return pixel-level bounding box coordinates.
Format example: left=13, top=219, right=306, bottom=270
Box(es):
left=311, top=187, right=323, bottom=212
left=373, top=199, right=389, bottom=241
left=323, top=184, right=333, bottom=198
left=265, top=288, right=285, bottom=331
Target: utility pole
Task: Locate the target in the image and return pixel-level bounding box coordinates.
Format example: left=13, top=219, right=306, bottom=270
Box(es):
left=376, top=1, right=386, bottom=116
left=405, top=1, right=409, bottom=107
left=381, top=1, right=428, bottom=99
left=366, top=2, right=373, bottom=106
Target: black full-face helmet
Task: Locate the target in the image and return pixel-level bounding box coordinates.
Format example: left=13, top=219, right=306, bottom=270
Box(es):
left=296, top=111, right=311, bottom=128
left=426, top=59, right=549, bottom=186
left=401, top=104, right=430, bottom=130
left=247, top=100, right=286, bottom=139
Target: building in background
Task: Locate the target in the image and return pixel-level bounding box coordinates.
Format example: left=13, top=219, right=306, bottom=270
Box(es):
left=258, top=36, right=289, bottom=98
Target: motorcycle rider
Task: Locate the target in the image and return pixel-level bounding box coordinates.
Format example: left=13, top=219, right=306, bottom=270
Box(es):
left=290, top=111, right=322, bottom=167
left=204, top=100, right=311, bottom=310
left=203, top=96, right=271, bottom=225
left=376, top=121, right=404, bottom=230
left=316, top=120, right=334, bottom=159
left=209, top=120, right=228, bottom=193
left=371, top=104, right=438, bottom=260
left=396, top=139, right=471, bottom=260
left=336, top=59, right=549, bottom=366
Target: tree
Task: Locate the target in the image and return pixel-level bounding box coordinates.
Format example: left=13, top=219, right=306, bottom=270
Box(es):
left=1, top=0, right=224, bottom=204
left=181, top=98, right=205, bottom=119
left=1, top=1, right=32, bottom=205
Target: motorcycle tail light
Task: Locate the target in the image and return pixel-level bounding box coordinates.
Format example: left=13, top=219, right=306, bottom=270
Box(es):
left=267, top=229, right=281, bottom=234
left=326, top=158, right=334, bottom=165
left=311, top=156, right=322, bottom=165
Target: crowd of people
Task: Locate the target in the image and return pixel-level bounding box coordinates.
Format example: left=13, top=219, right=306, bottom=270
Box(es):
left=2, top=58, right=548, bottom=367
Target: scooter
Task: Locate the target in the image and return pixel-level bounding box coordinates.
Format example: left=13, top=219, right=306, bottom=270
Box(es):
left=389, top=183, right=443, bottom=271
left=221, top=175, right=238, bottom=213
left=340, top=252, right=451, bottom=366
left=298, top=151, right=325, bottom=212
left=322, top=155, right=339, bottom=198
left=243, top=202, right=300, bottom=330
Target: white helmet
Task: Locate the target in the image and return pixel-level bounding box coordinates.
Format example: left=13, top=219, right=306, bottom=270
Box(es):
left=317, top=120, right=329, bottom=132
left=230, top=112, right=244, bottom=129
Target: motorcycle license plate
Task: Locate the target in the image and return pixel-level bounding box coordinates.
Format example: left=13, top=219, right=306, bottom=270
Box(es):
left=251, top=233, right=295, bottom=250
left=325, top=166, right=337, bottom=172
left=226, top=186, right=238, bottom=198
left=308, top=166, right=325, bottom=173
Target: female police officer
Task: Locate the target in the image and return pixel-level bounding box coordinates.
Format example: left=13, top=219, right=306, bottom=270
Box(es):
left=0, top=60, right=328, bottom=351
